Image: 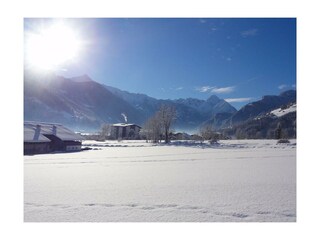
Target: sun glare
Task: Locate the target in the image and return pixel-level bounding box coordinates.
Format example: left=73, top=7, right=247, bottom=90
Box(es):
left=25, top=22, right=83, bottom=71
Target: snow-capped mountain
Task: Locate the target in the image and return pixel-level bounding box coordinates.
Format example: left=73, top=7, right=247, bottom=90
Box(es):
left=269, top=103, right=296, bottom=118
left=24, top=71, right=296, bottom=135
left=221, top=94, right=296, bottom=139
left=25, top=73, right=237, bottom=131
left=229, top=90, right=296, bottom=126
left=199, top=90, right=296, bottom=130
left=104, top=85, right=236, bottom=131
left=174, top=95, right=236, bottom=114
left=24, top=73, right=145, bottom=131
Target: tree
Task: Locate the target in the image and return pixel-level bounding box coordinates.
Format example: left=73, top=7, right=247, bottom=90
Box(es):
left=143, top=114, right=162, bottom=143
left=100, top=123, right=111, bottom=140
left=157, top=105, right=176, bottom=143
left=199, top=124, right=219, bottom=144
left=275, top=122, right=282, bottom=139
left=143, top=105, right=176, bottom=144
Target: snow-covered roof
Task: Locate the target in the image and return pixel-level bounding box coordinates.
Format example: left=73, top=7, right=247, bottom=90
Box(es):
left=24, top=121, right=85, bottom=142
left=112, top=123, right=141, bottom=128
left=24, top=125, right=51, bottom=142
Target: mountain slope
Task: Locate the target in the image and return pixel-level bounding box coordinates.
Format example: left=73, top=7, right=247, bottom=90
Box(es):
left=221, top=93, right=297, bottom=139
left=104, top=85, right=159, bottom=118
left=223, top=105, right=296, bottom=139
left=174, top=95, right=236, bottom=115
left=24, top=73, right=145, bottom=131
left=24, top=72, right=295, bottom=135
left=25, top=73, right=237, bottom=131
left=104, top=85, right=237, bottom=131
left=229, top=90, right=296, bottom=126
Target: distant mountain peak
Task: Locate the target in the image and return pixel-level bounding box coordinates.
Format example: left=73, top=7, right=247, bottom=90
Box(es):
left=207, top=95, right=220, bottom=103
left=230, top=90, right=296, bottom=126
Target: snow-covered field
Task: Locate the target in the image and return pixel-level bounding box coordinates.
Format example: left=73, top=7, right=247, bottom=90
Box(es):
left=24, top=139, right=296, bottom=222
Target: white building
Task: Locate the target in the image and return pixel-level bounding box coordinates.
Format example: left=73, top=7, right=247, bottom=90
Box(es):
left=110, top=123, right=141, bottom=140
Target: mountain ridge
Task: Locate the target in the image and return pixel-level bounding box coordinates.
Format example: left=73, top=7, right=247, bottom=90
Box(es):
left=24, top=73, right=236, bottom=131
left=104, top=84, right=237, bottom=131
left=24, top=72, right=296, bottom=136
left=229, top=90, right=296, bottom=126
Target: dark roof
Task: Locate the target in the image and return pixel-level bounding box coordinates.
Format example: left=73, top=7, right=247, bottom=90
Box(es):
left=24, top=122, right=85, bottom=143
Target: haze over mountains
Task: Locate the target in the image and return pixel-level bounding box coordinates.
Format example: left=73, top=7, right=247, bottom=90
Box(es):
left=104, top=84, right=237, bottom=131
left=24, top=73, right=235, bottom=131
left=24, top=73, right=296, bottom=136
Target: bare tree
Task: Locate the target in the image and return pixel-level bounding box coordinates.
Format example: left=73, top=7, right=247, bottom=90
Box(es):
left=142, top=105, right=176, bottom=144
left=100, top=123, right=111, bottom=140
left=158, top=105, right=176, bottom=143
left=199, top=124, right=219, bottom=144
left=143, top=114, right=162, bottom=143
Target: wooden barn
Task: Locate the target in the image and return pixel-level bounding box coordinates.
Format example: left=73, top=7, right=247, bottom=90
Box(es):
left=110, top=123, right=141, bottom=140
left=24, top=122, right=85, bottom=155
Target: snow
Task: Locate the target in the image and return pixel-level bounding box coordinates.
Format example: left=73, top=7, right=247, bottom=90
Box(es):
left=24, top=122, right=85, bottom=142
left=24, top=139, right=296, bottom=222
left=270, top=103, right=297, bottom=117
left=24, top=126, right=51, bottom=142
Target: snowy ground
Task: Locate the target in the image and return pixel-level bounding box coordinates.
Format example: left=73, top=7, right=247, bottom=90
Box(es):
left=24, top=139, right=296, bottom=222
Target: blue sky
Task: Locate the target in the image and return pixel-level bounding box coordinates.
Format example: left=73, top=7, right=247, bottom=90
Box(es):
left=24, top=18, right=296, bottom=109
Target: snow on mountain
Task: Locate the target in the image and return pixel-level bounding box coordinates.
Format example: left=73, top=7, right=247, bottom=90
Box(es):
left=174, top=96, right=236, bottom=114
left=229, top=90, right=296, bottom=126
left=104, top=85, right=237, bottom=131
left=24, top=72, right=145, bottom=131
left=270, top=103, right=296, bottom=118
left=223, top=101, right=296, bottom=139
left=24, top=72, right=238, bottom=132
left=24, top=72, right=296, bottom=135
left=105, top=85, right=236, bottom=115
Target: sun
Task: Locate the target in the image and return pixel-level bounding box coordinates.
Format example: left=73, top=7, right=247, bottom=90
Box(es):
left=25, top=22, right=83, bottom=71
